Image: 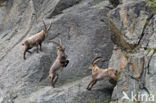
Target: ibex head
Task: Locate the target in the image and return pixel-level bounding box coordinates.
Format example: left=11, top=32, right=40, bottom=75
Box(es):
left=49, top=39, right=65, bottom=55
left=89, top=57, right=103, bottom=70
left=42, top=20, right=52, bottom=35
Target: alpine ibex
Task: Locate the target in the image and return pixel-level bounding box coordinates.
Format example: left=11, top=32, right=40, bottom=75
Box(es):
left=87, top=57, right=118, bottom=90
left=48, top=39, right=69, bottom=87
left=22, top=20, right=52, bottom=59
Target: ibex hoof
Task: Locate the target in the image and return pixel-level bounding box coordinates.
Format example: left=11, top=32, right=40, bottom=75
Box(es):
left=87, top=88, right=91, bottom=91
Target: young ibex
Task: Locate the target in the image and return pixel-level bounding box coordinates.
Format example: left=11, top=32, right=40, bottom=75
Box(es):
left=87, top=57, right=118, bottom=90
left=48, top=39, right=69, bottom=87
left=22, top=20, right=52, bottom=59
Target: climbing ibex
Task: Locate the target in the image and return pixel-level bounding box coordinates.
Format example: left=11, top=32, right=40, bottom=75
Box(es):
left=87, top=57, right=118, bottom=90
left=22, top=20, right=52, bottom=59
left=48, top=39, right=69, bottom=87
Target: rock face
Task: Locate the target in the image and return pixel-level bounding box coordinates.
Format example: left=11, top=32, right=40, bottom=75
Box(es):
left=121, top=0, right=145, bottom=4
left=140, top=15, right=156, bottom=48
left=108, top=1, right=156, bottom=103
left=0, top=0, right=115, bottom=103
left=0, top=0, right=156, bottom=103
left=108, top=1, right=150, bottom=47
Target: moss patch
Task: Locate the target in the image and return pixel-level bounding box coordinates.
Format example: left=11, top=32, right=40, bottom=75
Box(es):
left=144, top=47, right=156, bottom=54
left=0, top=0, right=7, bottom=6
left=153, top=47, right=156, bottom=54
left=146, top=0, right=156, bottom=8
left=116, top=73, right=120, bottom=79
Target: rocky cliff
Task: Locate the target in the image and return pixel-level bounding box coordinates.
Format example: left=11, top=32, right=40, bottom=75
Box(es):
left=108, top=0, right=156, bottom=103
left=0, top=0, right=114, bottom=103
left=0, top=0, right=155, bottom=103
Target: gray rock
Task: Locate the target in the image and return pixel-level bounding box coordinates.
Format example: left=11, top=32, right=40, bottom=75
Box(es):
left=108, top=1, right=156, bottom=103
left=140, top=15, right=156, bottom=48
left=1, top=0, right=155, bottom=103
left=110, top=48, right=155, bottom=102
left=121, top=0, right=145, bottom=4
left=108, top=1, right=150, bottom=48
left=14, top=76, right=114, bottom=103
left=0, top=0, right=114, bottom=102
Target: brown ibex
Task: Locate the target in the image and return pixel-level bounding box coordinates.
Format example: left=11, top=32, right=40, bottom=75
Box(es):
left=22, top=20, right=52, bottom=59
left=87, top=57, right=118, bottom=90
left=48, top=39, right=69, bottom=87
